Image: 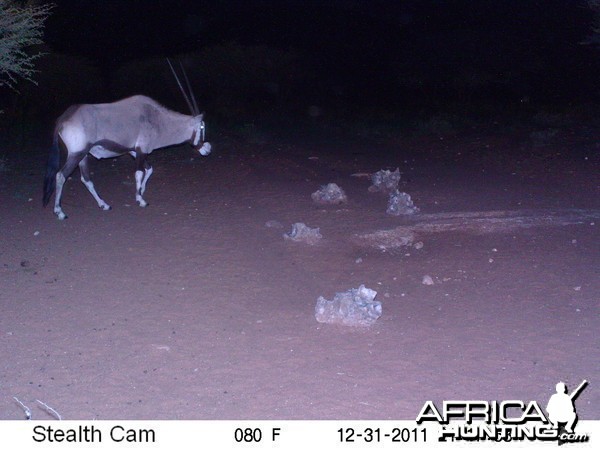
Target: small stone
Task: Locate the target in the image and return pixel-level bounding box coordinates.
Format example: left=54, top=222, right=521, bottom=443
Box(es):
left=422, top=275, right=434, bottom=285
left=369, top=168, right=401, bottom=193
left=284, top=223, right=322, bottom=245
left=311, top=183, right=347, bottom=205
left=315, top=285, right=382, bottom=327
left=265, top=220, right=283, bottom=229
left=387, top=190, right=419, bottom=216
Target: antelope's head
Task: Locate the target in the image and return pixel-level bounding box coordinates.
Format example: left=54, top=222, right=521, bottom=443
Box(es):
left=191, top=113, right=211, bottom=156
left=167, top=58, right=211, bottom=156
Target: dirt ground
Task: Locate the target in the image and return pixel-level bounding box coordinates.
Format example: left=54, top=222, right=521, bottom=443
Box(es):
left=0, top=125, right=598, bottom=420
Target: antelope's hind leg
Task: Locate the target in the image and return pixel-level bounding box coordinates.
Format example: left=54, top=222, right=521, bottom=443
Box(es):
left=53, top=172, right=68, bottom=220
left=141, top=163, right=153, bottom=196
left=79, top=155, right=111, bottom=211
left=134, top=150, right=151, bottom=207
left=54, top=151, right=87, bottom=220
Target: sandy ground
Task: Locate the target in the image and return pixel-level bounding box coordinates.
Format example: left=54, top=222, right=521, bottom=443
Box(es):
left=0, top=126, right=598, bottom=420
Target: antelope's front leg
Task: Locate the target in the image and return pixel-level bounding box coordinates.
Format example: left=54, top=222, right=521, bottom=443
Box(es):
left=134, top=150, right=149, bottom=207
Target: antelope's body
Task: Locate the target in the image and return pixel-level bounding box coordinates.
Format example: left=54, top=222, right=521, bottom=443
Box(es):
left=43, top=95, right=211, bottom=220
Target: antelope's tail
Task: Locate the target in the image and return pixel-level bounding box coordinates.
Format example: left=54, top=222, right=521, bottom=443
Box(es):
left=43, top=131, right=60, bottom=207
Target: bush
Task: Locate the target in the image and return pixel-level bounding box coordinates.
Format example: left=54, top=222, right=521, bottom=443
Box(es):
left=0, top=0, right=52, bottom=90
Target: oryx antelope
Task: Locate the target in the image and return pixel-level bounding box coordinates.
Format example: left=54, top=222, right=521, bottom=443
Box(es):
left=43, top=61, right=211, bottom=220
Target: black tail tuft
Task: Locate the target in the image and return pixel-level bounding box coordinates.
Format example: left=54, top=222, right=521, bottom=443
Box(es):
left=43, top=133, right=60, bottom=207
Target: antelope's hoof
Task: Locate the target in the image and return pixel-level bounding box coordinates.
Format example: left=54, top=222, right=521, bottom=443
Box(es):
left=100, top=204, right=111, bottom=211
left=199, top=142, right=212, bottom=156
left=57, top=212, right=67, bottom=220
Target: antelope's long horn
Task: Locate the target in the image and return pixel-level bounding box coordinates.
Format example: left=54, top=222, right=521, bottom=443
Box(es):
left=167, top=58, right=195, bottom=115
left=179, top=60, right=199, bottom=116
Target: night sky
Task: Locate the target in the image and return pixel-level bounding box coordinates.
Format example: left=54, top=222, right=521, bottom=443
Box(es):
left=33, top=1, right=600, bottom=114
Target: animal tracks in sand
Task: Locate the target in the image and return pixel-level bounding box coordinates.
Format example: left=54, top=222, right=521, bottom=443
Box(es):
left=354, top=209, right=599, bottom=251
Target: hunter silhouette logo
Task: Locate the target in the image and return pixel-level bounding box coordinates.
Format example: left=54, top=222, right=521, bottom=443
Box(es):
left=546, top=380, right=588, bottom=440
left=416, top=379, right=590, bottom=443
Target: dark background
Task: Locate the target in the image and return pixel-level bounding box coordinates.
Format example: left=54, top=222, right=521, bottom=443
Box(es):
left=3, top=0, right=600, bottom=136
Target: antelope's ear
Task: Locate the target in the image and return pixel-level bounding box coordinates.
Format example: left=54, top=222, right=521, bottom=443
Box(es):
left=200, top=111, right=205, bottom=119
